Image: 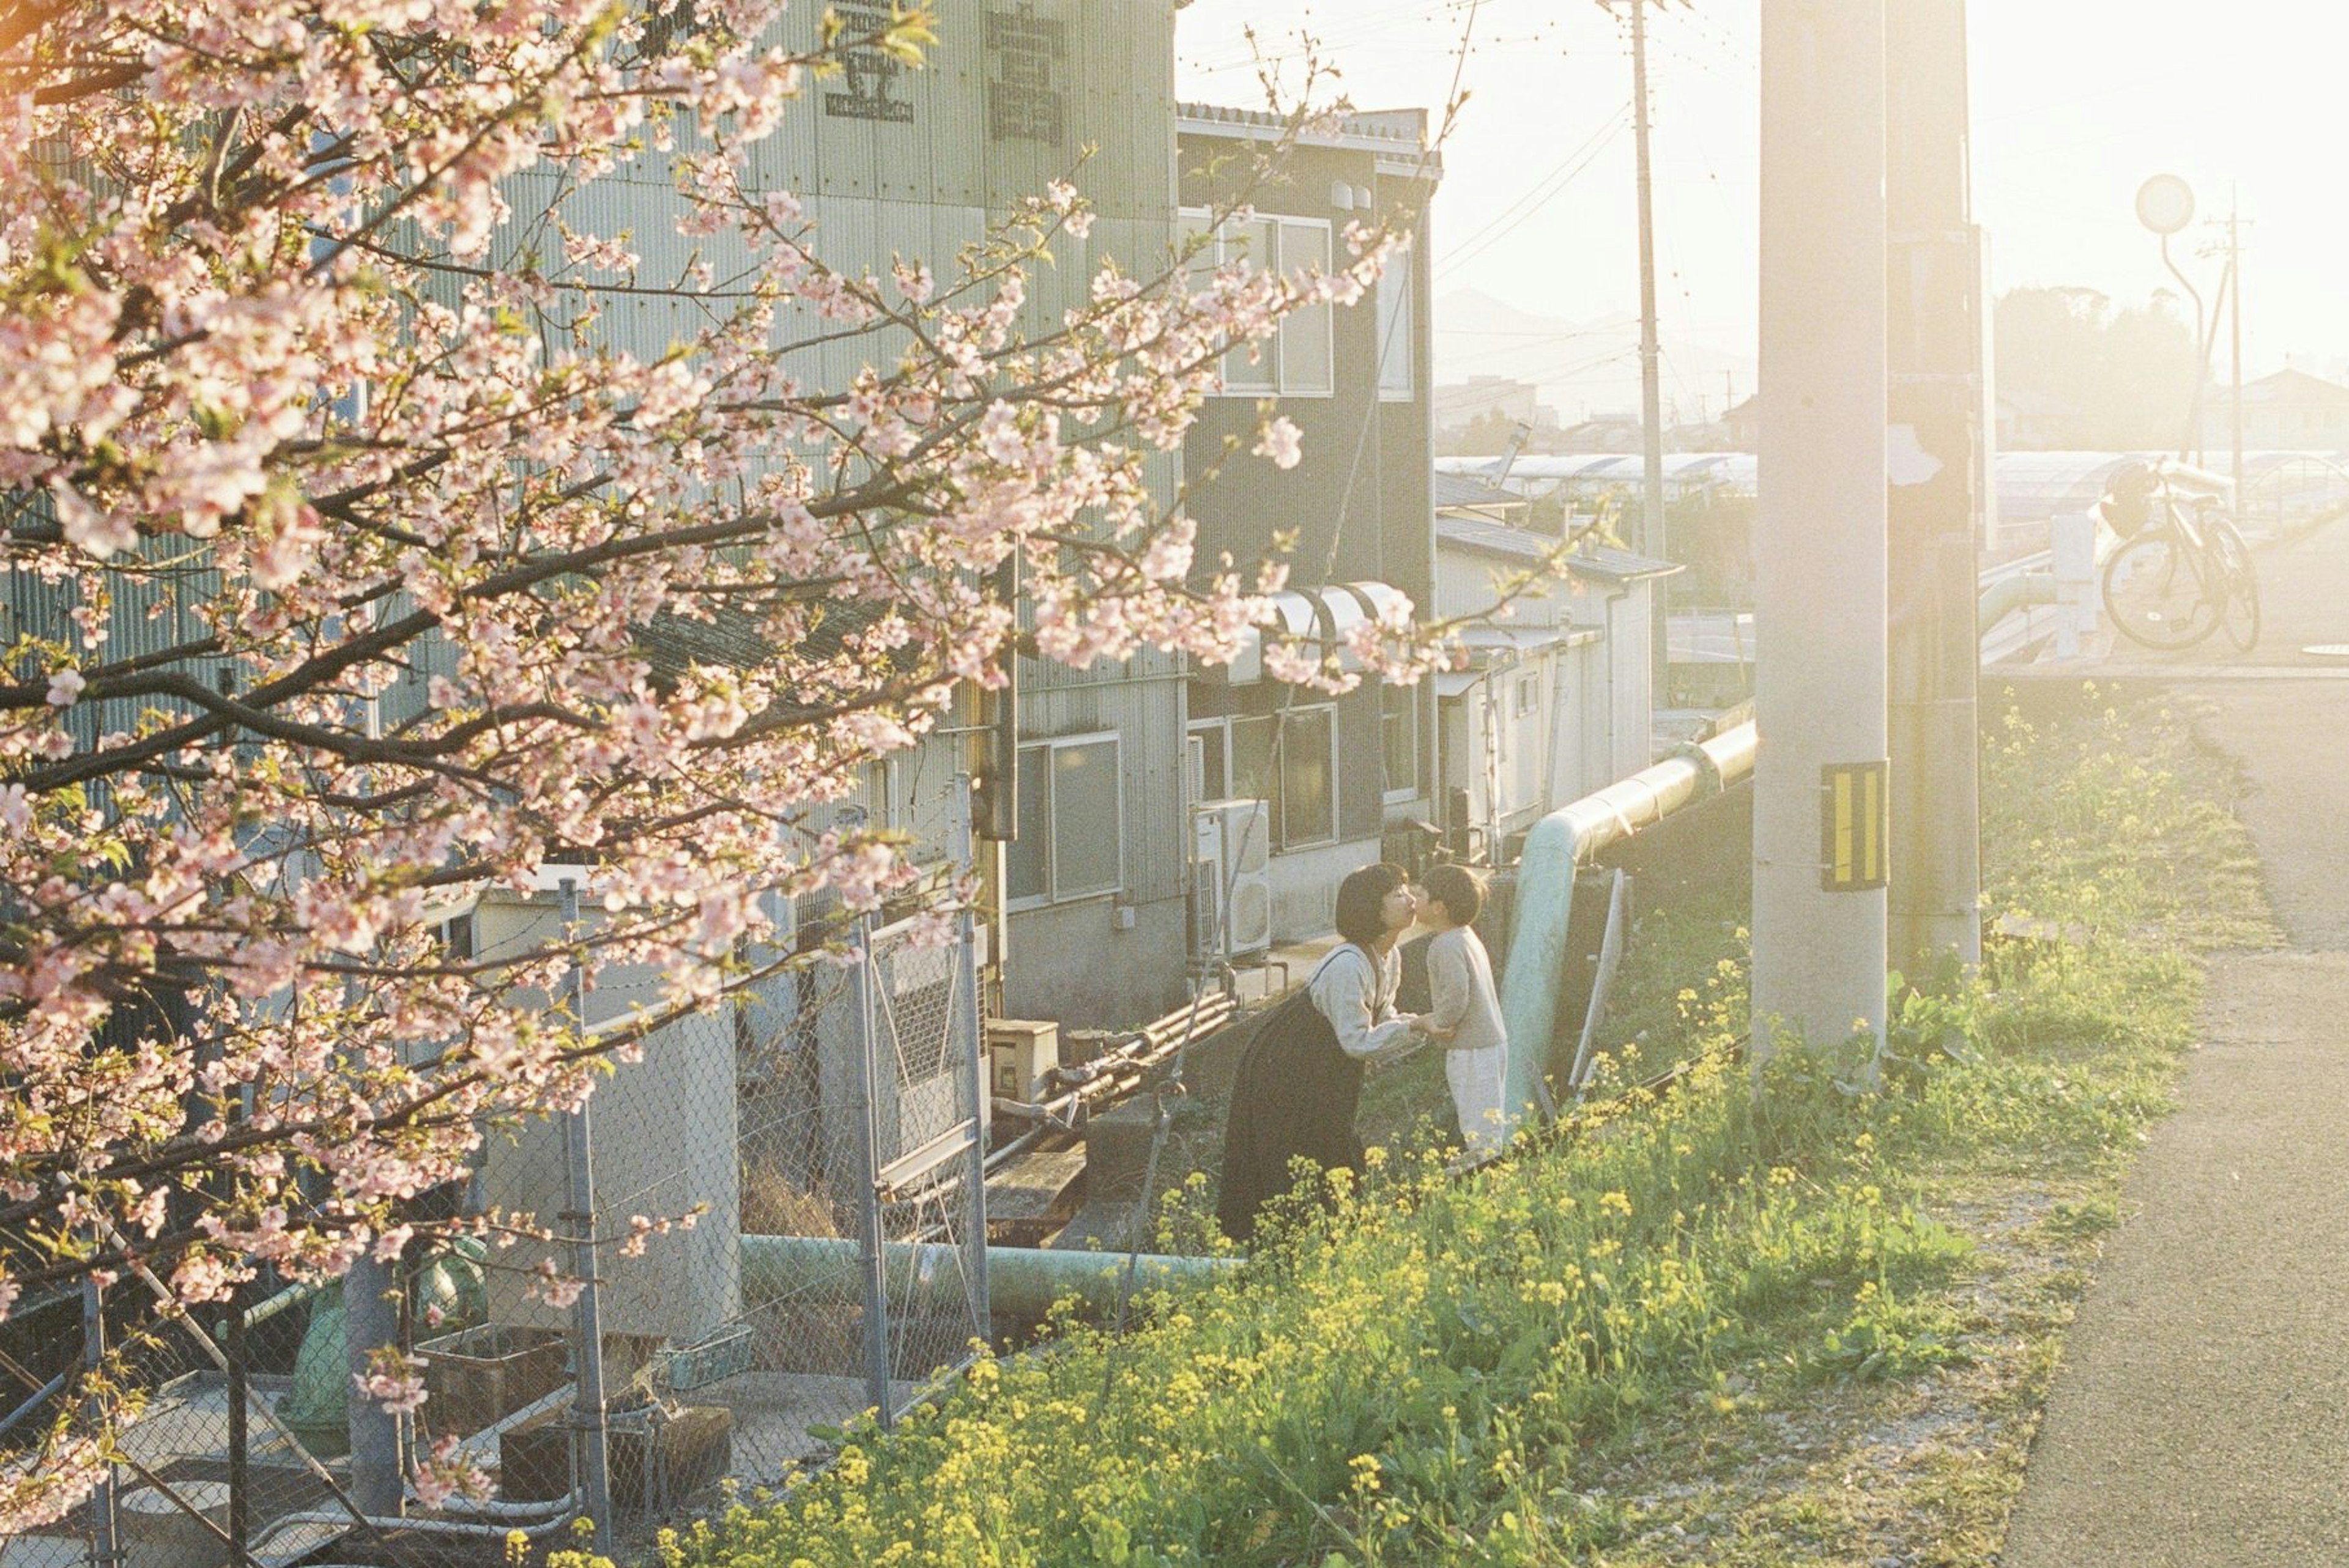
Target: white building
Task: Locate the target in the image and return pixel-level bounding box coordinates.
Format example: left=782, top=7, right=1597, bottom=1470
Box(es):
left=1431, top=479, right=1679, bottom=861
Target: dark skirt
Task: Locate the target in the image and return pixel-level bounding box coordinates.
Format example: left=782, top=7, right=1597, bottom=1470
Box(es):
left=1215, top=987, right=1366, bottom=1244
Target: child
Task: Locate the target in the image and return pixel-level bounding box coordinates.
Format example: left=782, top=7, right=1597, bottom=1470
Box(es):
left=1419, top=863, right=1511, bottom=1162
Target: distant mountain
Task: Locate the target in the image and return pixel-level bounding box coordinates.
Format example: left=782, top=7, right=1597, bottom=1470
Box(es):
left=1434, top=287, right=1756, bottom=430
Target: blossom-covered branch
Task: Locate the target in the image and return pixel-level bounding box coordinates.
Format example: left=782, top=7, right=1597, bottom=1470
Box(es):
left=0, top=0, right=1458, bottom=1525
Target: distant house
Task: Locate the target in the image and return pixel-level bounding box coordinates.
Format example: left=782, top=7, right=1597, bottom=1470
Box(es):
left=1434, top=471, right=1533, bottom=527
left=2205, top=367, right=2349, bottom=451
left=1723, top=394, right=1759, bottom=453
left=1555, top=413, right=1646, bottom=454
left=1431, top=495, right=1679, bottom=862
left=1434, top=376, right=1557, bottom=439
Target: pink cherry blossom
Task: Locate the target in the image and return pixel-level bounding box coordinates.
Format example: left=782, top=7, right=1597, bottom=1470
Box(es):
left=1253, top=416, right=1305, bottom=471
left=0, top=0, right=1463, bottom=1528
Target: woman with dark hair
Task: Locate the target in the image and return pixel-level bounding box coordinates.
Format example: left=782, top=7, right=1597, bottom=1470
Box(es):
left=1216, top=863, right=1446, bottom=1243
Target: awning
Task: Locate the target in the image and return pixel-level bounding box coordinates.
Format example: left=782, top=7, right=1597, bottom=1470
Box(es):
left=1209, top=582, right=1407, bottom=684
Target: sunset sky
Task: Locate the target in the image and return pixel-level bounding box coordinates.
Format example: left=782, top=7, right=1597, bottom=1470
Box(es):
left=1176, top=2, right=2349, bottom=405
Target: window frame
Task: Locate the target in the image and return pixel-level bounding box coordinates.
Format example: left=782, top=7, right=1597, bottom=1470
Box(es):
left=1380, top=682, right=1420, bottom=803
left=1202, top=704, right=1340, bottom=853
left=1187, top=717, right=1229, bottom=806
left=1004, top=731, right=1126, bottom=911
left=1179, top=207, right=1337, bottom=399
left=1375, top=235, right=1415, bottom=402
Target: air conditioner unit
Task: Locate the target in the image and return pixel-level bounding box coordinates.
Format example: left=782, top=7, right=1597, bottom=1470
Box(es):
left=1192, top=798, right=1273, bottom=958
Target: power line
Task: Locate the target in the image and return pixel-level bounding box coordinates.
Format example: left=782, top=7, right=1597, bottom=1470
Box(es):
left=1436, top=106, right=1630, bottom=278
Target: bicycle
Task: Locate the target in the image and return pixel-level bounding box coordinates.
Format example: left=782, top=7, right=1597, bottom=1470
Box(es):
left=2097, top=459, right=2261, bottom=653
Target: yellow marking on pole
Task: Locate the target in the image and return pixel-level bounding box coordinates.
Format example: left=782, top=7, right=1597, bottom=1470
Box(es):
left=1820, top=760, right=1890, bottom=892
left=1833, top=770, right=1854, bottom=884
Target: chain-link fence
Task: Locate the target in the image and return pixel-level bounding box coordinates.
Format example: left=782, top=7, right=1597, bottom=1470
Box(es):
left=15, top=801, right=988, bottom=1568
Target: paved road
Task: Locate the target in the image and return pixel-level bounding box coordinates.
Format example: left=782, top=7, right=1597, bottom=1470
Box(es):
left=2003, top=519, right=2349, bottom=1566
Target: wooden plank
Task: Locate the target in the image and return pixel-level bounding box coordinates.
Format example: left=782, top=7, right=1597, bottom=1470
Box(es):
left=984, top=1148, right=1089, bottom=1246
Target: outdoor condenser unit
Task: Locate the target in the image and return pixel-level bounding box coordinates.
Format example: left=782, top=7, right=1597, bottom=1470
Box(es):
left=1192, top=798, right=1273, bottom=958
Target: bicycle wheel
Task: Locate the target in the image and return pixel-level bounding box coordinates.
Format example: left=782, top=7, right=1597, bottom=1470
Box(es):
left=2102, top=530, right=2220, bottom=650
left=2208, top=516, right=2262, bottom=653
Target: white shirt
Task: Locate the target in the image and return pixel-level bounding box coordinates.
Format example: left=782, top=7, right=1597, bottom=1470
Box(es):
left=1425, top=925, right=1507, bottom=1056
left=1307, top=943, right=1419, bottom=1062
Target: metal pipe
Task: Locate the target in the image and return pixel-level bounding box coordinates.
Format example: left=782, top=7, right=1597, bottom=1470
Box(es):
left=556, top=876, right=612, bottom=1556
left=951, top=777, right=992, bottom=1336
left=989, top=1021, right=1211, bottom=1127
left=2229, top=193, right=2244, bottom=509
left=224, top=1278, right=316, bottom=1337
left=1565, top=868, right=1631, bottom=1093
left=226, top=1285, right=250, bottom=1567
left=849, top=911, right=893, bottom=1427
left=1976, top=573, right=2058, bottom=633
left=1496, top=720, right=1757, bottom=1120
left=741, top=1235, right=1236, bottom=1318
left=0, top=1369, right=68, bottom=1443
left=248, top=1503, right=581, bottom=1559
left=84, top=1265, right=118, bottom=1568
left=2159, top=229, right=2205, bottom=464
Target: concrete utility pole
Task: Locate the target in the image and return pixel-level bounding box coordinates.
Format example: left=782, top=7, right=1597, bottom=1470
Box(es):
left=1885, top=0, right=1984, bottom=977
left=1753, top=0, right=1890, bottom=1065
left=1627, top=0, right=1671, bottom=701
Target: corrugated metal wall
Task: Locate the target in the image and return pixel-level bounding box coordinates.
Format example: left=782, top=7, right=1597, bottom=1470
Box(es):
left=533, top=3, right=1193, bottom=1013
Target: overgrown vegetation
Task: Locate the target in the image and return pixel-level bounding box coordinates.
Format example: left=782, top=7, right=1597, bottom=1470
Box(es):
left=642, top=685, right=2268, bottom=1566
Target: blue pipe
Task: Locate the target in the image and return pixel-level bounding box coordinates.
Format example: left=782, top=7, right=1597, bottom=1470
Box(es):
left=1497, top=722, right=1758, bottom=1120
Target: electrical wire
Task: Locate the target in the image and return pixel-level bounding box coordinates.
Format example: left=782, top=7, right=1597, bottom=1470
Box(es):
left=1436, top=107, right=1630, bottom=280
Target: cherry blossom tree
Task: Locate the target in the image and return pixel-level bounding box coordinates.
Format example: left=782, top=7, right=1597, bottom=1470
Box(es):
left=0, top=0, right=1460, bottom=1526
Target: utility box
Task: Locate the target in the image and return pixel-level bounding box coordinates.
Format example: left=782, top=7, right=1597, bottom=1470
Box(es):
left=987, top=1019, right=1059, bottom=1103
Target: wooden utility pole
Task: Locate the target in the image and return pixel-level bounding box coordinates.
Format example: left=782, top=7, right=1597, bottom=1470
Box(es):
left=1885, top=0, right=1984, bottom=975
left=1627, top=0, right=1671, bottom=700
left=1753, top=0, right=1890, bottom=1065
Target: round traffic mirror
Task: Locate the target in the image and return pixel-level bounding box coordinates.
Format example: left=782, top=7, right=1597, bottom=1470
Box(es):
left=2136, top=174, right=2195, bottom=237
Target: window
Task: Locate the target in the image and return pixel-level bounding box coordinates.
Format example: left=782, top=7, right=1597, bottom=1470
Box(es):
left=1376, top=237, right=1414, bottom=400
left=1181, top=208, right=1336, bottom=398
left=1515, top=673, right=1540, bottom=718
left=1223, top=706, right=1337, bottom=850
left=1381, top=683, right=1419, bottom=799
left=1187, top=719, right=1228, bottom=803
left=1005, top=733, right=1123, bottom=906
left=432, top=912, right=476, bottom=961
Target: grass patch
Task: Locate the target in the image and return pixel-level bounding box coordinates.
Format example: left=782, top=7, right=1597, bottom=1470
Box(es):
left=644, top=685, right=2268, bottom=1567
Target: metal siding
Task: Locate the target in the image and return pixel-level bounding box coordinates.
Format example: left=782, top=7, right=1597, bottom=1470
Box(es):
left=1022, top=671, right=1184, bottom=907
left=1337, top=686, right=1384, bottom=842
left=927, top=9, right=985, bottom=208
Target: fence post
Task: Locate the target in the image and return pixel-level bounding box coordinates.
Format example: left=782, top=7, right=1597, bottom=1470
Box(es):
left=225, top=1295, right=249, bottom=1566
left=951, top=777, right=992, bottom=1338
left=849, top=910, right=893, bottom=1427
left=83, top=1263, right=116, bottom=1568
left=557, top=876, right=614, bottom=1553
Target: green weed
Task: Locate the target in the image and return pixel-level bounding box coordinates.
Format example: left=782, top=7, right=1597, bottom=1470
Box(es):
left=634, top=686, right=2265, bottom=1567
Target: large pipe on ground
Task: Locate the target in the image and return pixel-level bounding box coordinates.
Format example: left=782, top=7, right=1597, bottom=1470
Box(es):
left=1976, top=574, right=2057, bottom=633
left=740, top=1235, right=1236, bottom=1318
left=1497, top=720, right=1758, bottom=1119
